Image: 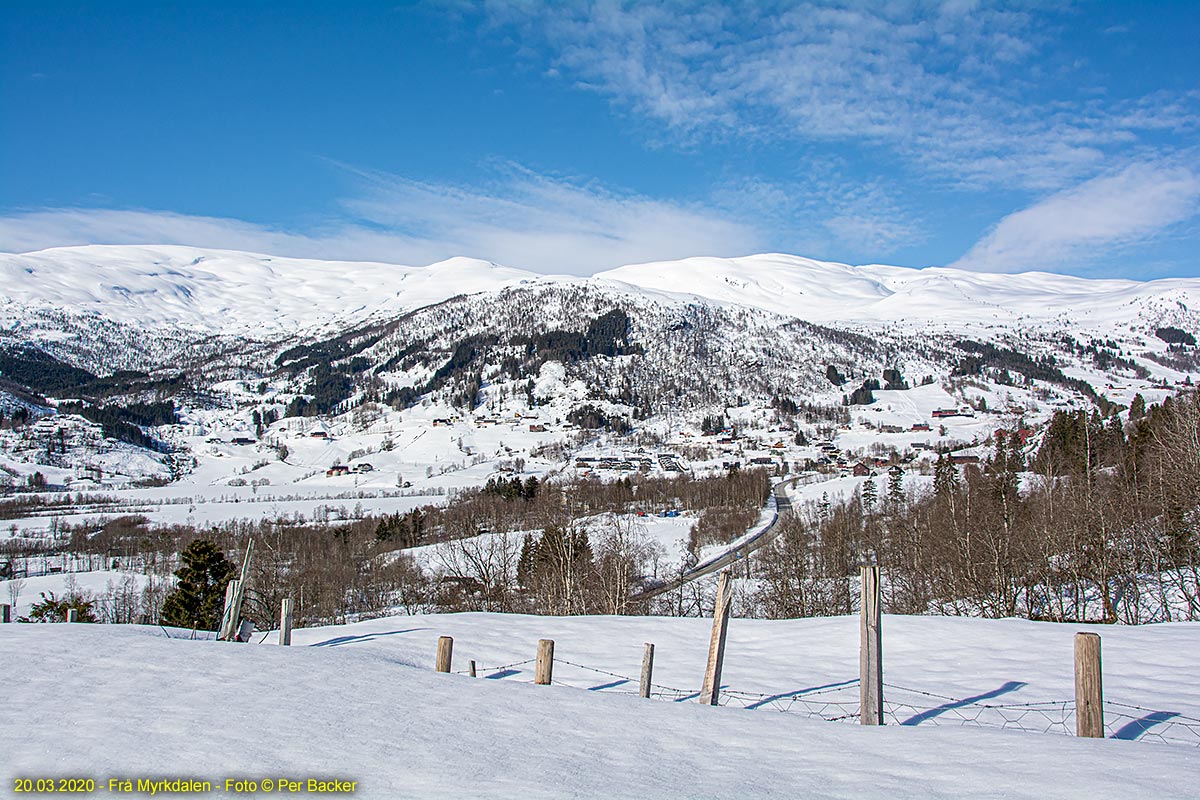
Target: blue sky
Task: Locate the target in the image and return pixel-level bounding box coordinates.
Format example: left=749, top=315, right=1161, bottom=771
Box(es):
left=1, top=1, right=1198, bottom=277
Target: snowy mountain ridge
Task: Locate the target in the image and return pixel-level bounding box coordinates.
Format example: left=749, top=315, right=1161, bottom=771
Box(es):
left=1, top=242, right=1197, bottom=543
left=597, top=253, right=1200, bottom=332
left=3, top=244, right=1197, bottom=341
left=0, top=244, right=541, bottom=335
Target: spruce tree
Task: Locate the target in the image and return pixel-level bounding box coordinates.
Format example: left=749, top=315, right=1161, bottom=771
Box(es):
left=517, top=533, right=536, bottom=587
left=887, top=466, right=905, bottom=508
left=934, top=455, right=959, bottom=499
left=861, top=477, right=878, bottom=513
left=161, top=539, right=235, bottom=631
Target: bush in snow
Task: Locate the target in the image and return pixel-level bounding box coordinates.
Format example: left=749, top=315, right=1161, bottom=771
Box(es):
left=22, top=590, right=97, bottom=623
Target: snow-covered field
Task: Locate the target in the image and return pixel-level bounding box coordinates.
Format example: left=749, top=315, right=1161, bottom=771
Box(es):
left=0, top=570, right=152, bottom=620
left=2, top=614, right=1197, bottom=798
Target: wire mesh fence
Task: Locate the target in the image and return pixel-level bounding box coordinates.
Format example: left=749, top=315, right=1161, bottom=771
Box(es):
left=463, top=655, right=1200, bottom=748
left=1103, top=702, right=1200, bottom=747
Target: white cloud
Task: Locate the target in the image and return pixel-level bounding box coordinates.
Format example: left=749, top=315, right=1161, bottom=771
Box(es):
left=710, top=171, right=925, bottom=259
left=0, top=167, right=764, bottom=275
left=483, top=1, right=1199, bottom=192
left=951, top=161, right=1200, bottom=273
left=340, top=163, right=764, bottom=273
left=0, top=208, right=430, bottom=263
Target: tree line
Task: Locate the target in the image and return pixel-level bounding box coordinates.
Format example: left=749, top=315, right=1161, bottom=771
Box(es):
left=24, top=469, right=770, bottom=629
left=754, top=390, right=1200, bottom=623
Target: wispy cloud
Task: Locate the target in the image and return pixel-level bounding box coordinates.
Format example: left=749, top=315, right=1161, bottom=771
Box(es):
left=482, top=1, right=1198, bottom=193
left=951, top=161, right=1200, bottom=273
left=0, top=166, right=765, bottom=274
left=0, top=207, right=419, bottom=263
left=338, top=163, right=763, bottom=273
left=710, top=170, right=925, bottom=259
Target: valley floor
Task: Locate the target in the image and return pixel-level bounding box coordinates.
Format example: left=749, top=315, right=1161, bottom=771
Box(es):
left=3, top=614, right=1198, bottom=799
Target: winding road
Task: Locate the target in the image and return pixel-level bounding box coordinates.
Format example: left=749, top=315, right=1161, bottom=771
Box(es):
left=629, top=475, right=802, bottom=602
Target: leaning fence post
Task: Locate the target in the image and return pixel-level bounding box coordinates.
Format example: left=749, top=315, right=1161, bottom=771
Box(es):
left=436, top=636, right=454, bottom=673
left=219, top=540, right=255, bottom=641
left=860, top=565, right=883, bottom=725
left=1074, top=632, right=1104, bottom=738
left=1, top=604, right=10, bottom=623
left=640, top=642, right=656, bottom=698
left=279, top=598, right=293, bottom=646
left=218, top=579, right=241, bottom=640
left=66, top=608, right=79, bottom=623
left=699, top=570, right=733, bottom=706
left=468, top=660, right=477, bottom=678
left=535, top=639, right=555, bottom=685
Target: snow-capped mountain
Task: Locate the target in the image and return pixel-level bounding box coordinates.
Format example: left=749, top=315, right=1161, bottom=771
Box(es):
left=2, top=242, right=1197, bottom=511
left=0, top=244, right=539, bottom=335
left=1, top=244, right=1194, bottom=391
left=2, top=243, right=1197, bottom=407
left=597, top=253, right=1200, bottom=334
left=3, top=245, right=1196, bottom=349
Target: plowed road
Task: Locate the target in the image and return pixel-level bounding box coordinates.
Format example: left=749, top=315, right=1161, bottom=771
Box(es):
left=630, top=476, right=799, bottom=602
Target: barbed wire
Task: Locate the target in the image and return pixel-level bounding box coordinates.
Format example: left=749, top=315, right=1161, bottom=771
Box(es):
left=453, top=656, right=1199, bottom=747
left=555, top=658, right=638, bottom=684
left=1106, top=700, right=1200, bottom=724
left=1103, top=702, right=1200, bottom=747
left=452, top=657, right=535, bottom=676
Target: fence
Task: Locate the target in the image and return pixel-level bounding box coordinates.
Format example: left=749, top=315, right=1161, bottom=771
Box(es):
left=20, top=561, right=1192, bottom=750
left=420, top=566, right=1200, bottom=750
left=436, top=647, right=1200, bottom=748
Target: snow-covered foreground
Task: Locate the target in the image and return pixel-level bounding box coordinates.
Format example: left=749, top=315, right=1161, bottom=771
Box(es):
left=3, top=615, right=1198, bottom=799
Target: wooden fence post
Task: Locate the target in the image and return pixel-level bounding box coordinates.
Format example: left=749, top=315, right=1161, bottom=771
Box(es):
left=66, top=608, right=79, bottom=623
left=436, top=636, right=454, bottom=673
left=279, top=598, right=293, bottom=646
left=860, top=565, right=883, bottom=725
left=640, top=642, right=655, bottom=698
left=468, top=660, right=477, bottom=678
left=535, top=639, right=555, bottom=685
left=699, top=570, right=733, bottom=706
left=1075, top=632, right=1104, bottom=738
left=219, top=539, right=255, bottom=641
left=218, top=579, right=240, bottom=640
left=1, top=604, right=10, bottom=623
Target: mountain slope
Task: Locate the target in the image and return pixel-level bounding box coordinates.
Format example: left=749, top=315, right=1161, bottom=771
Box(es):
left=1, top=244, right=1196, bottom=466
left=0, top=244, right=539, bottom=335
left=597, top=253, right=1200, bottom=334
left=4, top=245, right=1198, bottom=343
